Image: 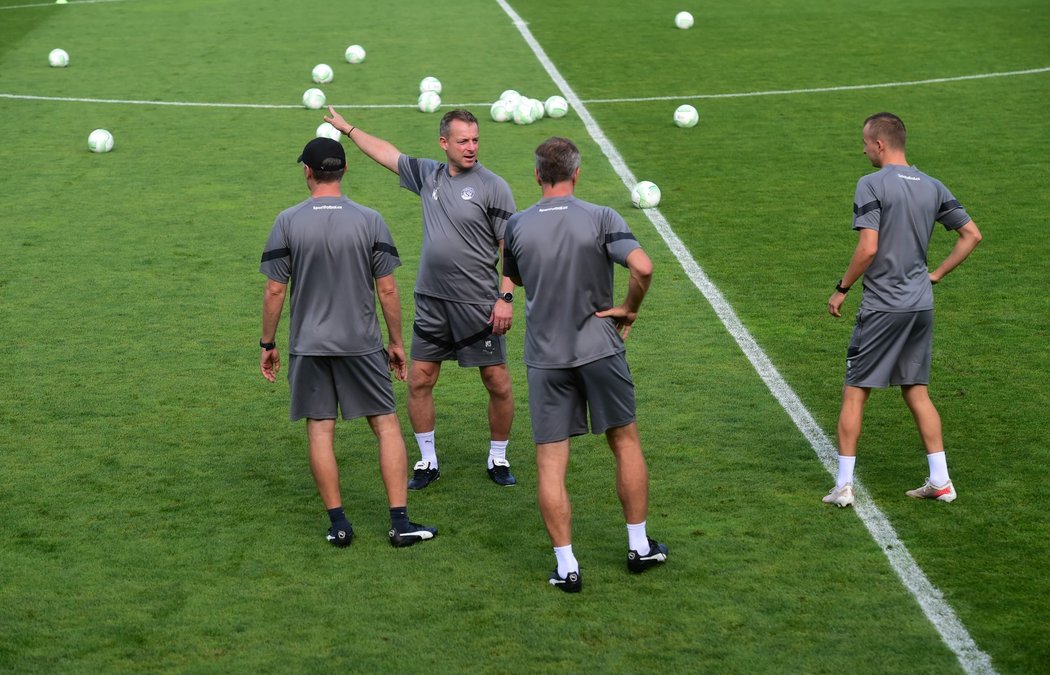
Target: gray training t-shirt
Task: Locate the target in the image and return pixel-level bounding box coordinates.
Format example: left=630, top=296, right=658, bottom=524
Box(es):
left=259, top=195, right=401, bottom=356
left=503, top=195, right=641, bottom=369
left=398, top=155, right=516, bottom=304
left=853, top=164, right=971, bottom=313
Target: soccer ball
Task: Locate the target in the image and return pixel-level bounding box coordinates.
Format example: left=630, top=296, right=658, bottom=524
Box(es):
left=311, top=64, right=333, bottom=84
left=499, top=89, right=522, bottom=105
left=544, top=95, right=568, bottom=118
left=87, top=128, right=114, bottom=153
left=490, top=100, right=512, bottom=123
left=631, top=181, right=661, bottom=208
left=529, top=98, right=545, bottom=120
left=302, top=88, right=326, bottom=109
left=316, top=122, right=342, bottom=141
left=344, top=44, right=366, bottom=64
left=418, top=91, right=441, bottom=113
left=48, top=48, right=69, bottom=67
left=673, top=104, right=699, bottom=128
left=675, top=11, right=694, bottom=29
left=420, top=76, right=442, bottom=94
left=512, top=99, right=536, bottom=125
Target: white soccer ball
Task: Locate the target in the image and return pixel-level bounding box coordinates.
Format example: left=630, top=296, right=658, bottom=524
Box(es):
left=87, top=128, right=114, bottom=153
left=48, top=48, right=69, bottom=68
left=490, top=100, right=513, bottom=123
left=311, top=63, right=333, bottom=84
left=631, top=181, right=661, bottom=208
left=675, top=11, right=694, bottom=29
left=544, top=95, right=568, bottom=118
left=512, top=99, right=536, bottom=125
left=673, top=104, right=699, bottom=128
left=418, top=91, right=441, bottom=113
left=420, top=76, right=442, bottom=94
left=316, top=122, right=342, bottom=141
left=302, top=88, right=326, bottom=109
left=529, top=98, right=545, bottom=120
left=344, top=44, right=366, bottom=64
left=499, top=89, right=522, bottom=105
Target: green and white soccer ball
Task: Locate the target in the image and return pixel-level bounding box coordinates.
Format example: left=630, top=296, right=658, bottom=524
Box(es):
left=490, top=100, right=513, bottom=123
left=544, top=95, right=568, bottom=118
left=344, top=44, right=366, bottom=64
left=529, top=98, right=545, bottom=120
left=420, top=76, right=442, bottom=94
left=512, top=99, right=536, bottom=125
left=418, top=91, right=441, bottom=113
left=499, top=89, right=522, bottom=106
left=302, top=88, right=326, bottom=110
left=316, top=122, right=342, bottom=141
left=675, top=11, right=694, bottom=29
left=673, top=104, right=699, bottom=128
left=87, top=128, right=114, bottom=153
left=631, top=181, right=661, bottom=208
left=48, top=48, right=69, bottom=67
left=311, top=64, right=333, bottom=84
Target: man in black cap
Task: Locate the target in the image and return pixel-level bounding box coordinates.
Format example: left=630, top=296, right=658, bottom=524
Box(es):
left=258, top=137, right=437, bottom=548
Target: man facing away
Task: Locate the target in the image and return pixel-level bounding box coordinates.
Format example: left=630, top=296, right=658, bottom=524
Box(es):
left=824, top=112, right=983, bottom=508
left=503, top=137, right=668, bottom=592
left=323, top=107, right=519, bottom=489
left=259, top=137, right=436, bottom=547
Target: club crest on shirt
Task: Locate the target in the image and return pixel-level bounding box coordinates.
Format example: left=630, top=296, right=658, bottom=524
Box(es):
left=461, top=187, right=475, bottom=201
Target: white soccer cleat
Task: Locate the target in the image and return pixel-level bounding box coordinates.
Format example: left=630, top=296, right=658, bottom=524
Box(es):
left=822, top=484, right=854, bottom=508
left=906, top=478, right=957, bottom=503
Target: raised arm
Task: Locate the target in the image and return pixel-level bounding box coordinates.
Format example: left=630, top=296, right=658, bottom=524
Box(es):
left=324, top=106, right=402, bottom=174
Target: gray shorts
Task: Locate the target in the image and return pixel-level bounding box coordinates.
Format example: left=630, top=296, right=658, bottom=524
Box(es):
left=526, top=352, right=636, bottom=444
left=411, top=293, right=505, bottom=367
left=287, top=351, right=396, bottom=421
left=845, top=309, right=933, bottom=388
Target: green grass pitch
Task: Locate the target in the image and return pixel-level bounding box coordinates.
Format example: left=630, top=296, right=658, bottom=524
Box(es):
left=1, top=0, right=1048, bottom=672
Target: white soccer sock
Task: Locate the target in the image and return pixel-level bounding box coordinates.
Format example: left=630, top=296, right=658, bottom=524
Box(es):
left=626, top=521, right=650, bottom=555
left=927, top=451, right=950, bottom=486
left=487, top=439, right=509, bottom=469
left=414, top=431, right=438, bottom=468
left=554, top=544, right=578, bottom=578
left=836, top=455, right=856, bottom=489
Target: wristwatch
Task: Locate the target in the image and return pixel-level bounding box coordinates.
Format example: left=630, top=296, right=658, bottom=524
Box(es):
left=260, top=339, right=277, bottom=350
left=499, top=292, right=514, bottom=303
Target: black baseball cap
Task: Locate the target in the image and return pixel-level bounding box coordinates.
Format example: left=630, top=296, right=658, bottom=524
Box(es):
left=298, top=137, right=346, bottom=171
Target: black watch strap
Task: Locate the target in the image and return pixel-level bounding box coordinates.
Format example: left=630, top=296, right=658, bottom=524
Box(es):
left=835, top=281, right=851, bottom=294
left=260, top=339, right=277, bottom=350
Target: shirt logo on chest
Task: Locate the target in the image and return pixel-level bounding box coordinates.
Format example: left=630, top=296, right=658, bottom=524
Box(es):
left=461, top=187, right=475, bottom=201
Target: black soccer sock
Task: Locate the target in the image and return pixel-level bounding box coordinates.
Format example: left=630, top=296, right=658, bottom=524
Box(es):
left=327, top=506, right=349, bottom=528
left=389, top=506, right=410, bottom=532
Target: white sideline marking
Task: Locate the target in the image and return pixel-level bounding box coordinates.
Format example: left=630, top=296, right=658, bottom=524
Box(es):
left=2, top=69, right=1046, bottom=110
left=496, top=1, right=997, bottom=674
left=584, top=66, right=1050, bottom=103
left=0, top=0, right=126, bottom=9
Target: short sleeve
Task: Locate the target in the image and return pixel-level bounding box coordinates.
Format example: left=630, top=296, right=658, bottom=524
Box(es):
left=371, top=214, right=402, bottom=278
left=398, top=155, right=439, bottom=196
left=934, top=181, right=972, bottom=230
left=259, top=216, right=291, bottom=283
left=488, top=177, right=517, bottom=241
left=601, top=207, right=640, bottom=266
left=852, top=176, right=881, bottom=231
